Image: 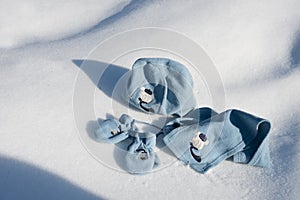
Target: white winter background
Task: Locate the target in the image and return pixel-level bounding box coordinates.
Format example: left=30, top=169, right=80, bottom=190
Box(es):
left=0, top=0, right=300, bottom=199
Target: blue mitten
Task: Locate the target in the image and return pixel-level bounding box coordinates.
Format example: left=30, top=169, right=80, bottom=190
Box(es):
left=95, top=114, right=136, bottom=144
left=122, top=58, right=196, bottom=116
left=125, top=132, right=160, bottom=174
left=163, top=108, right=271, bottom=173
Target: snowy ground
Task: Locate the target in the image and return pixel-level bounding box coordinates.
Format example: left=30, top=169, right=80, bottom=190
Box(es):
left=1, top=0, right=300, bottom=199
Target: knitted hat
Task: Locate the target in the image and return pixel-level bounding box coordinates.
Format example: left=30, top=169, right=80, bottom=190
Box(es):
left=163, top=108, right=271, bottom=173
left=122, top=58, right=196, bottom=116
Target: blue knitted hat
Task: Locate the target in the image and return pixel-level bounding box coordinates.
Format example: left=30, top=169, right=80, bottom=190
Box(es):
left=163, top=108, right=271, bottom=173
left=122, top=58, right=196, bottom=116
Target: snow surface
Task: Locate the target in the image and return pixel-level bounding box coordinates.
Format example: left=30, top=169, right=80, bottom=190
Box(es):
left=1, top=0, right=300, bottom=199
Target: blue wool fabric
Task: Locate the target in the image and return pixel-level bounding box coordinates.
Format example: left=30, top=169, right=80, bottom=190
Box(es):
left=121, top=58, right=196, bottom=116
left=94, top=114, right=160, bottom=174
left=125, top=132, right=160, bottom=174
left=94, top=114, right=136, bottom=144
left=163, top=108, right=271, bottom=174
